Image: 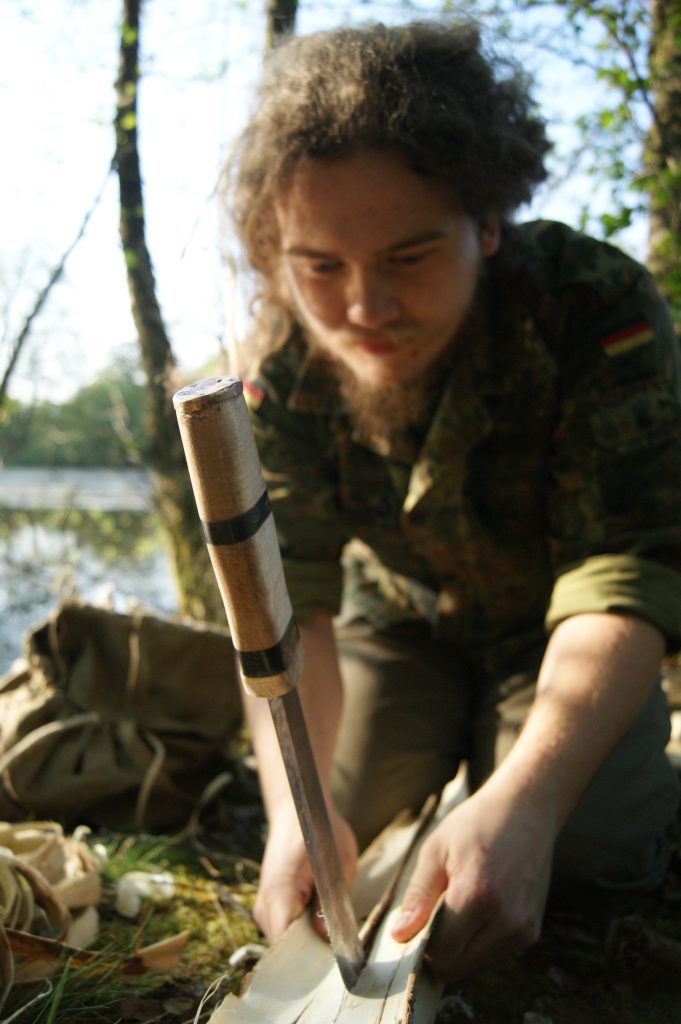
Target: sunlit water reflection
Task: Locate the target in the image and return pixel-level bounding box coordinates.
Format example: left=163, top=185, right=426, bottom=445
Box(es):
left=0, top=469, right=178, bottom=673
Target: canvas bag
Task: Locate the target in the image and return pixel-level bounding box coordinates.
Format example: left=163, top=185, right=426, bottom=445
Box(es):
left=0, top=601, right=243, bottom=830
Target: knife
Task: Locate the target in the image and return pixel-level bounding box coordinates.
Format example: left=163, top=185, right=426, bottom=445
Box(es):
left=173, top=375, right=365, bottom=990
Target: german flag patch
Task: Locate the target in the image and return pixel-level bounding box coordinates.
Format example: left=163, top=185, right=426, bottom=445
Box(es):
left=601, top=318, right=655, bottom=358
left=242, top=378, right=265, bottom=410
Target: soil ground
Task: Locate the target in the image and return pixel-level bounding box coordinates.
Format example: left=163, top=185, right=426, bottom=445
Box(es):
left=6, top=752, right=681, bottom=1024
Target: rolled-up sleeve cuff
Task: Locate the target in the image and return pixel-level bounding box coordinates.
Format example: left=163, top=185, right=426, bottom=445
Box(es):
left=546, top=553, right=681, bottom=651
left=283, top=559, right=344, bottom=621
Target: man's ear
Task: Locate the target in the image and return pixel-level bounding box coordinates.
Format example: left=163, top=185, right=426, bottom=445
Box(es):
left=479, top=214, right=501, bottom=257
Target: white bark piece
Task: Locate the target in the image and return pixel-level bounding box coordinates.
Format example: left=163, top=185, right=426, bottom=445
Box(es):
left=209, top=772, right=467, bottom=1024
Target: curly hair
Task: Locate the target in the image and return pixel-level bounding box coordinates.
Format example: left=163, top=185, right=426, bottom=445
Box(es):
left=225, top=19, right=550, bottom=355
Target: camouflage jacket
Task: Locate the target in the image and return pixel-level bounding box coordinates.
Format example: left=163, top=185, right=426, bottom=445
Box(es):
left=246, top=221, right=681, bottom=668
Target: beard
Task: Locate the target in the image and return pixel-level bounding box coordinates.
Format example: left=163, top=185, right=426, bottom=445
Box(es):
left=305, top=293, right=486, bottom=445
left=332, top=350, right=444, bottom=441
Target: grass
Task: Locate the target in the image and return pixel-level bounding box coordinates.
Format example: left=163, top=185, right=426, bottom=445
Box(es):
left=4, top=948, right=158, bottom=1024
left=2, top=773, right=266, bottom=1024
left=4, top=763, right=681, bottom=1024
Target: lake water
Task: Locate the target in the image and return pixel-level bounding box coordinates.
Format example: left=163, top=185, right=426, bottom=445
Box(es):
left=0, top=467, right=178, bottom=674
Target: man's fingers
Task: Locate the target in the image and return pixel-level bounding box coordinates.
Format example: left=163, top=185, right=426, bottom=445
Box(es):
left=254, top=877, right=313, bottom=943
left=391, top=846, right=448, bottom=943
left=424, top=880, right=542, bottom=981
left=253, top=894, right=291, bottom=943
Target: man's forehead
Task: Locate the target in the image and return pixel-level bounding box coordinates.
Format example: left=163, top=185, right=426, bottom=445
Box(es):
left=274, top=149, right=463, bottom=253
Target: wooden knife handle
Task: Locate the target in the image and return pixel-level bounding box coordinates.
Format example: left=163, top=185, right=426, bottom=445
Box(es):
left=173, top=376, right=303, bottom=699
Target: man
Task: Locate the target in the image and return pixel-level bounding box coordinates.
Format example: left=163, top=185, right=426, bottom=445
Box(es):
left=225, top=20, right=681, bottom=980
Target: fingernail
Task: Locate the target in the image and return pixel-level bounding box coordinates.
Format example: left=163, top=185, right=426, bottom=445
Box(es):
left=392, top=911, right=413, bottom=934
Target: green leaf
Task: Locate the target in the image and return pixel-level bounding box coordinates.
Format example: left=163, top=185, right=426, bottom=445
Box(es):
left=600, top=208, right=634, bottom=236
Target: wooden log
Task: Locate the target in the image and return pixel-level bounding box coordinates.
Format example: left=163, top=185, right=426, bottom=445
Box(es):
left=209, top=773, right=467, bottom=1024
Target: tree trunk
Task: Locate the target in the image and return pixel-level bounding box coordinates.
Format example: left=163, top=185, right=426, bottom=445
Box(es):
left=265, top=0, right=297, bottom=49
left=645, top=0, right=681, bottom=315
left=115, top=0, right=222, bottom=622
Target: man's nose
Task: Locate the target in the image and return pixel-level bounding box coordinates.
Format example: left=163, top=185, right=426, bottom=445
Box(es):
left=346, top=270, right=400, bottom=329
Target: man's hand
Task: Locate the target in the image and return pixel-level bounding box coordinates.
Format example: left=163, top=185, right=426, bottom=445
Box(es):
left=392, top=613, right=665, bottom=981
left=244, top=613, right=356, bottom=943
left=254, top=806, right=359, bottom=944
left=391, top=779, right=553, bottom=979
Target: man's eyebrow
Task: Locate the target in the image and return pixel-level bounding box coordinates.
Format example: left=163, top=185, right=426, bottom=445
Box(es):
left=284, top=230, right=450, bottom=259
left=385, top=229, right=450, bottom=252
left=284, top=245, right=337, bottom=258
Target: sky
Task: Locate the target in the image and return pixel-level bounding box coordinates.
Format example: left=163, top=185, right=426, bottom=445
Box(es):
left=1, top=0, right=647, bottom=406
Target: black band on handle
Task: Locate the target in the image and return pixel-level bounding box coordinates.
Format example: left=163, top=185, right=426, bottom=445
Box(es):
left=202, top=489, right=271, bottom=546
left=235, top=615, right=300, bottom=678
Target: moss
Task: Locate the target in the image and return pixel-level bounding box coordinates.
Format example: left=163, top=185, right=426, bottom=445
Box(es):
left=96, top=835, right=262, bottom=987
left=8, top=814, right=681, bottom=1024
left=6, top=830, right=263, bottom=1024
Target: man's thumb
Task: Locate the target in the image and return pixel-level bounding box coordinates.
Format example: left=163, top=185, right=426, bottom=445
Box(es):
left=254, top=879, right=311, bottom=944
left=391, top=858, right=447, bottom=943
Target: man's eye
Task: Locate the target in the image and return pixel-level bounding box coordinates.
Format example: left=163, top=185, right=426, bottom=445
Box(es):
left=390, top=250, right=429, bottom=267
left=310, top=260, right=341, bottom=274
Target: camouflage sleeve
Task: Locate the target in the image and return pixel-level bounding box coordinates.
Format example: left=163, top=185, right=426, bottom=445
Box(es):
left=242, top=347, right=348, bottom=621
left=544, top=252, right=681, bottom=650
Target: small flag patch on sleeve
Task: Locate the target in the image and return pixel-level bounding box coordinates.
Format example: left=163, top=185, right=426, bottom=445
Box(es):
left=243, top=378, right=265, bottom=408
left=601, top=319, right=655, bottom=358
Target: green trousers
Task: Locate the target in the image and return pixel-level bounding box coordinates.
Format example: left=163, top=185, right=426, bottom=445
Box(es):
left=330, top=621, right=680, bottom=900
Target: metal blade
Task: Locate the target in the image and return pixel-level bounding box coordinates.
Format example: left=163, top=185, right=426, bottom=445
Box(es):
left=269, top=689, right=365, bottom=990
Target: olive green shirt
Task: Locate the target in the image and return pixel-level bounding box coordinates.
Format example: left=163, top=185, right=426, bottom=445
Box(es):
left=245, top=222, right=681, bottom=666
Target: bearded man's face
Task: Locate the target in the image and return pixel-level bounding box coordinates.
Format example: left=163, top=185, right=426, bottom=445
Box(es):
left=274, top=147, right=499, bottom=434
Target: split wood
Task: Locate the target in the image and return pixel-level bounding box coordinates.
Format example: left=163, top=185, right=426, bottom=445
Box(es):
left=208, top=772, right=467, bottom=1024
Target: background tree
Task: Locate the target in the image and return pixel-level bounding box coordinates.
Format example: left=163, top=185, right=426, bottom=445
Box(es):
left=645, top=0, right=681, bottom=308
left=113, top=0, right=299, bottom=620
left=1, top=354, right=145, bottom=468
left=115, top=0, right=220, bottom=620
left=265, top=0, right=298, bottom=48
left=2, top=0, right=675, bottom=635
left=557, top=0, right=680, bottom=312
left=479, top=0, right=680, bottom=315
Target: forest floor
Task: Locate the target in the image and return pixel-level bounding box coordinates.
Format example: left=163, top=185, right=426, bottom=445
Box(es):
left=5, top=750, right=681, bottom=1024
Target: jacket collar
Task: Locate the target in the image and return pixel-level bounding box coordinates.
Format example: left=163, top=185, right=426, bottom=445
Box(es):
left=284, top=303, right=554, bottom=479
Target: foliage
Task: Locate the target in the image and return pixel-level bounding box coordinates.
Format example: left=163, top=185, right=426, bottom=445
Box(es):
left=472, top=0, right=680, bottom=313
left=547, top=0, right=680, bottom=313
left=0, top=506, right=163, bottom=569
left=0, top=352, right=146, bottom=468
left=477, top=0, right=648, bottom=225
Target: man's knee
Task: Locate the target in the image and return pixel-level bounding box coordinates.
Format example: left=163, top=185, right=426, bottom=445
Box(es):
left=331, top=623, right=468, bottom=850
left=553, top=683, right=680, bottom=894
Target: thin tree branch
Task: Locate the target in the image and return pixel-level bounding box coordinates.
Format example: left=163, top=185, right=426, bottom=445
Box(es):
left=0, top=165, right=113, bottom=408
